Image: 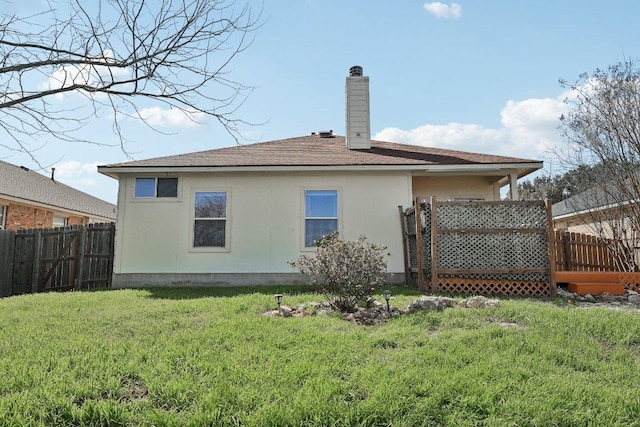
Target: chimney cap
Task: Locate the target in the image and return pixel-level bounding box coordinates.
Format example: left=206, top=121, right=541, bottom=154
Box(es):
left=349, top=65, right=363, bottom=77
left=318, top=130, right=334, bottom=138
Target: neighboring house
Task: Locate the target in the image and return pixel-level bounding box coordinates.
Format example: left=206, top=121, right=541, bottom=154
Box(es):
left=552, top=183, right=635, bottom=236
left=553, top=183, right=640, bottom=270
left=552, top=190, right=600, bottom=235
left=0, top=160, right=116, bottom=231
left=98, top=66, right=543, bottom=287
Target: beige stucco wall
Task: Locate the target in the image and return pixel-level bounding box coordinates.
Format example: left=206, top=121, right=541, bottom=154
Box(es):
left=113, top=171, right=414, bottom=277
left=554, top=217, right=596, bottom=235
left=412, top=175, right=501, bottom=202
left=555, top=212, right=635, bottom=240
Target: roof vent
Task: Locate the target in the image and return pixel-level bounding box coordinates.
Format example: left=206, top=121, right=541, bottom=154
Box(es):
left=349, top=65, right=363, bottom=77
left=20, top=165, right=29, bottom=171
left=318, top=130, right=334, bottom=138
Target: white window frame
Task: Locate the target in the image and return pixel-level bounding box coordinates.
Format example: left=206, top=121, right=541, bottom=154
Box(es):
left=133, top=177, right=180, bottom=201
left=52, top=215, right=67, bottom=228
left=0, top=205, right=5, bottom=230
left=302, top=188, right=341, bottom=249
left=189, top=188, right=231, bottom=252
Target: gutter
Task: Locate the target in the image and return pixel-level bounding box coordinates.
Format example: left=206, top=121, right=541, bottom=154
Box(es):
left=98, top=162, right=543, bottom=179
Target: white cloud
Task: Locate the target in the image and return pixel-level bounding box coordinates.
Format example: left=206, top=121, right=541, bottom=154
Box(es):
left=374, top=95, right=569, bottom=161
left=135, top=106, right=206, bottom=129
left=49, top=160, right=117, bottom=203
left=423, top=2, right=462, bottom=20
left=41, top=50, right=131, bottom=99
left=376, top=123, right=504, bottom=152
left=52, top=161, right=101, bottom=186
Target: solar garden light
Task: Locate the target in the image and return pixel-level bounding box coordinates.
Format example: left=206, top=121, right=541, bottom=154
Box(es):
left=382, top=290, right=392, bottom=314
left=274, top=294, right=283, bottom=312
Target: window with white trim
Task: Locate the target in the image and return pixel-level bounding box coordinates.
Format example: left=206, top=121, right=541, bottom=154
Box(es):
left=305, top=190, right=338, bottom=247
left=0, top=205, right=5, bottom=229
left=193, top=191, right=227, bottom=248
left=52, top=215, right=67, bottom=228
left=134, top=177, right=178, bottom=198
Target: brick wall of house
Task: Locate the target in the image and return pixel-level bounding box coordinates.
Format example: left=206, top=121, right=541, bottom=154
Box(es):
left=67, top=216, right=85, bottom=226
left=3, top=202, right=85, bottom=231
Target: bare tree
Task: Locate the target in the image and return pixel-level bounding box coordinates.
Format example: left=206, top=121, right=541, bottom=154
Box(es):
left=559, top=60, right=640, bottom=271
left=0, top=0, right=259, bottom=161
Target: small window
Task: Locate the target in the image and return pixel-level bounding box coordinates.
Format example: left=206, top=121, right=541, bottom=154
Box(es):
left=135, top=177, right=178, bottom=198
left=305, top=190, right=338, bottom=247
left=193, top=191, right=227, bottom=248
left=52, top=215, right=67, bottom=228
left=0, top=205, right=5, bottom=230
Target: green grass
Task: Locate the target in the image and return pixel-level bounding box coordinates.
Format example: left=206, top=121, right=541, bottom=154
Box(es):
left=1, top=286, right=640, bottom=426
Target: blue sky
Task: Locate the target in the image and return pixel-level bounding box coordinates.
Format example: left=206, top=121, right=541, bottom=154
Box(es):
left=4, top=0, right=640, bottom=204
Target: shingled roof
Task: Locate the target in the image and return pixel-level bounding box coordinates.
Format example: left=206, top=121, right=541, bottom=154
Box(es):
left=0, top=160, right=116, bottom=220
left=99, top=134, right=541, bottom=173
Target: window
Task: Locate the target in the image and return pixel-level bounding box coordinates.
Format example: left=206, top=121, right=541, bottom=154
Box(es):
left=305, top=190, right=338, bottom=247
left=193, top=191, right=227, bottom=248
left=134, top=177, right=178, bottom=198
left=52, top=215, right=67, bottom=228
left=0, top=205, right=5, bottom=229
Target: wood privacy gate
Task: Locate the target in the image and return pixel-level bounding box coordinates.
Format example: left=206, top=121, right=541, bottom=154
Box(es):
left=401, top=198, right=556, bottom=296
left=0, top=223, right=115, bottom=298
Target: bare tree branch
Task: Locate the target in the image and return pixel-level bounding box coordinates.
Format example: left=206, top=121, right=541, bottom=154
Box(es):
left=558, top=60, right=640, bottom=271
left=0, top=0, right=260, bottom=161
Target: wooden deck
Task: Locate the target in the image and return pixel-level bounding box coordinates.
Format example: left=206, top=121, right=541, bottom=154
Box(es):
left=555, top=271, right=640, bottom=296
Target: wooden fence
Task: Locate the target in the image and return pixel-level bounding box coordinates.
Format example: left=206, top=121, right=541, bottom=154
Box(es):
left=553, top=230, right=618, bottom=272
left=0, top=223, right=115, bottom=298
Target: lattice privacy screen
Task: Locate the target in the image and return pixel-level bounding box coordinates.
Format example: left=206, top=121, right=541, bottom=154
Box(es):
left=404, top=199, right=553, bottom=296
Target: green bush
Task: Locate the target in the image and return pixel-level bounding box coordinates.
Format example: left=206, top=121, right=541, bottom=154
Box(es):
left=289, top=233, right=387, bottom=312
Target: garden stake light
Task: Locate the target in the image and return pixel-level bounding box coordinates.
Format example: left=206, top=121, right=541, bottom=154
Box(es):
left=274, top=294, right=283, bottom=312
left=382, top=290, right=391, bottom=314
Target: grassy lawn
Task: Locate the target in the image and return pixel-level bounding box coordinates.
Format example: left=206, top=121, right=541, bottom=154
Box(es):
left=1, top=286, right=640, bottom=426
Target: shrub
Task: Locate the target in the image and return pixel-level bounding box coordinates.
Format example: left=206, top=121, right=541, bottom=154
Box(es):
left=289, top=233, right=388, bottom=312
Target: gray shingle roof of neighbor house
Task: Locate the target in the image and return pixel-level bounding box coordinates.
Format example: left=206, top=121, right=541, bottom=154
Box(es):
left=552, top=192, right=592, bottom=218
left=98, top=134, right=542, bottom=176
left=552, top=184, right=632, bottom=219
left=0, top=160, right=116, bottom=220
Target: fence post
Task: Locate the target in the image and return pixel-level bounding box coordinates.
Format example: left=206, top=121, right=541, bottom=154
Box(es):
left=545, top=199, right=557, bottom=297
left=75, top=225, right=86, bottom=290
left=31, top=229, right=42, bottom=294
left=430, top=196, right=439, bottom=293
left=415, top=198, right=425, bottom=291
left=563, top=231, right=572, bottom=271
left=398, top=206, right=410, bottom=287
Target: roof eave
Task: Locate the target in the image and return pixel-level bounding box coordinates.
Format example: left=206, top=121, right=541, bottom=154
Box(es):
left=98, top=162, right=543, bottom=177
left=0, top=193, right=116, bottom=220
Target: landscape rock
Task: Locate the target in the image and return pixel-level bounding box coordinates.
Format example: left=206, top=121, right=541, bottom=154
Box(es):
left=555, top=285, right=640, bottom=311
left=459, top=296, right=500, bottom=309
left=557, top=287, right=575, bottom=298
left=406, top=296, right=456, bottom=313
left=263, top=285, right=640, bottom=323
left=628, top=294, right=640, bottom=305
